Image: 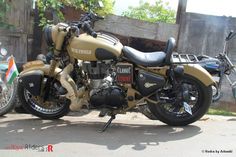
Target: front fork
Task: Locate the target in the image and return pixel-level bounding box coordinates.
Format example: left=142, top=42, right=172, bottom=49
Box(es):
left=217, top=65, right=236, bottom=99
left=43, top=58, right=60, bottom=102
left=225, top=74, right=236, bottom=99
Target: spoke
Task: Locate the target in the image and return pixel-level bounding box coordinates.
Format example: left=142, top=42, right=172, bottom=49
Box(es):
left=0, top=84, right=14, bottom=109
left=24, top=89, right=65, bottom=114
left=159, top=80, right=200, bottom=117
left=172, top=106, right=181, bottom=113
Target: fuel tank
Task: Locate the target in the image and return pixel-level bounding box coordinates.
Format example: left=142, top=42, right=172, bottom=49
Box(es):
left=198, top=56, right=221, bottom=75
left=67, top=33, right=123, bottom=61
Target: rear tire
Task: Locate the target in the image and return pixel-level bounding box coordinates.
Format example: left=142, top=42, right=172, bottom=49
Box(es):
left=17, top=78, right=70, bottom=120
left=148, top=74, right=212, bottom=126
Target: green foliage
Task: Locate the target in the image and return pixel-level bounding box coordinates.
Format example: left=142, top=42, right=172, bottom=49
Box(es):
left=122, top=0, right=176, bottom=24
left=93, top=0, right=115, bottom=15
left=208, top=108, right=236, bottom=117
left=38, top=0, right=114, bottom=27
left=0, top=0, right=13, bottom=29
left=38, top=0, right=64, bottom=27
left=0, top=0, right=9, bottom=21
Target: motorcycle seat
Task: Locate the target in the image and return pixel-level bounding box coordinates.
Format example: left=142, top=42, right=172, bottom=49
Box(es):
left=122, top=46, right=166, bottom=67
left=123, top=37, right=175, bottom=67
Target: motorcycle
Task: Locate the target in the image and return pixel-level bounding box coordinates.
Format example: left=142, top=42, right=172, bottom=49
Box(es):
left=17, top=11, right=215, bottom=131
left=197, top=31, right=236, bottom=102
left=0, top=42, right=18, bottom=116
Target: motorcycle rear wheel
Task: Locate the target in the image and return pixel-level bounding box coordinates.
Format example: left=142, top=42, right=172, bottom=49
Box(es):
left=148, top=74, right=212, bottom=126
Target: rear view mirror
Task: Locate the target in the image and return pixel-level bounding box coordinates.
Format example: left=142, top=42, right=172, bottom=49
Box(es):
left=83, top=0, right=104, bottom=11
left=0, top=48, right=8, bottom=56
left=98, top=1, right=104, bottom=8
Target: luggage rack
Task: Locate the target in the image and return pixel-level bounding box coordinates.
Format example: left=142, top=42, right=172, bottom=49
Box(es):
left=171, top=53, right=200, bottom=64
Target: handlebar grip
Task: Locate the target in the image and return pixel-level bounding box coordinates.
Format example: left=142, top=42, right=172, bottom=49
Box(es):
left=97, top=15, right=105, bottom=20
left=226, top=30, right=234, bottom=41
left=83, top=22, right=97, bottom=38
left=91, top=31, right=97, bottom=38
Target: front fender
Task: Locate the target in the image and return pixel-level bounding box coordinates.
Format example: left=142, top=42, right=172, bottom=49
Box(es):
left=19, top=60, right=84, bottom=111
left=184, top=64, right=215, bottom=86
left=20, top=60, right=62, bottom=76
left=18, top=61, right=63, bottom=96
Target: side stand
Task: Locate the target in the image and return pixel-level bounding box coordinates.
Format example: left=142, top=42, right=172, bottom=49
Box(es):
left=99, top=115, right=116, bottom=132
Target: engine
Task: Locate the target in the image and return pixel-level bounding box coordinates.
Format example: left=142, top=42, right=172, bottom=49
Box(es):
left=89, top=85, right=126, bottom=108
left=82, top=61, right=127, bottom=109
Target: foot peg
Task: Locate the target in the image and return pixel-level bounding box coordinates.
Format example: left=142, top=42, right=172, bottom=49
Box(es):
left=99, top=115, right=116, bottom=132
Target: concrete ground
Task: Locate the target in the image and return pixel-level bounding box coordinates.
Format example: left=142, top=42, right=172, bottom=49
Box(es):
left=0, top=111, right=236, bottom=157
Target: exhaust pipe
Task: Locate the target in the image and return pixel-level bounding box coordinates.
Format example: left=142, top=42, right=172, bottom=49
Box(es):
left=58, top=63, right=85, bottom=111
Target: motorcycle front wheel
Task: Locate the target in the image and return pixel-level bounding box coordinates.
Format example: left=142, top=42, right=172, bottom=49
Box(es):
left=17, top=77, right=70, bottom=119
left=148, top=74, right=212, bottom=126
left=0, top=80, right=17, bottom=116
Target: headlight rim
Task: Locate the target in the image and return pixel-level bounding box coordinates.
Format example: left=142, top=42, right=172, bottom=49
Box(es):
left=44, top=25, right=54, bottom=47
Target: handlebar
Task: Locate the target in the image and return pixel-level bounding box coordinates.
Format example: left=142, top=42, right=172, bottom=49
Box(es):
left=226, top=30, right=236, bottom=41
left=70, top=12, right=103, bottom=38
left=79, top=12, right=104, bottom=23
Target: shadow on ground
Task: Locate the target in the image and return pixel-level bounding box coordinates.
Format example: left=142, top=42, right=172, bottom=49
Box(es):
left=0, top=117, right=202, bottom=150
left=228, top=118, right=236, bottom=121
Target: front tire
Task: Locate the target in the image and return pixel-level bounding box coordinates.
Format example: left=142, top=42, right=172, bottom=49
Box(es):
left=17, top=77, right=70, bottom=119
left=148, top=74, right=212, bottom=126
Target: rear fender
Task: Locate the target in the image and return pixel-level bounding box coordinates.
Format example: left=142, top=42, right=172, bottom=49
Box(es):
left=183, top=64, right=215, bottom=86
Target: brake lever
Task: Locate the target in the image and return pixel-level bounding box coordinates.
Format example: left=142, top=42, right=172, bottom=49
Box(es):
left=97, top=15, right=105, bottom=20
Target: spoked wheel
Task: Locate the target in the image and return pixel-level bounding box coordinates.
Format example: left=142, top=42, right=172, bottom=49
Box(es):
left=18, top=77, right=70, bottom=119
left=148, top=74, right=212, bottom=126
left=0, top=80, right=17, bottom=116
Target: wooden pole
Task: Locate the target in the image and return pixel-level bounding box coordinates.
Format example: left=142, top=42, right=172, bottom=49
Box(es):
left=176, top=0, right=187, bottom=24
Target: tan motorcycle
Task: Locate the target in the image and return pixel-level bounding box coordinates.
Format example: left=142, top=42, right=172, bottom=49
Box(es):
left=17, top=12, right=214, bottom=131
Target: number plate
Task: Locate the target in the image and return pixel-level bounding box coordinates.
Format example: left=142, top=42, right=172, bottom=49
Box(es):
left=116, top=63, right=133, bottom=84
left=183, top=102, right=192, bottom=115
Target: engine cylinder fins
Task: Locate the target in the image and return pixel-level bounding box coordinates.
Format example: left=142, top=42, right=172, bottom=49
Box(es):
left=82, top=61, right=108, bottom=79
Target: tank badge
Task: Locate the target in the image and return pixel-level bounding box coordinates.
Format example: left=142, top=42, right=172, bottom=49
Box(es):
left=71, top=48, right=92, bottom=55
left=144, top=82, right=157, bottom=88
